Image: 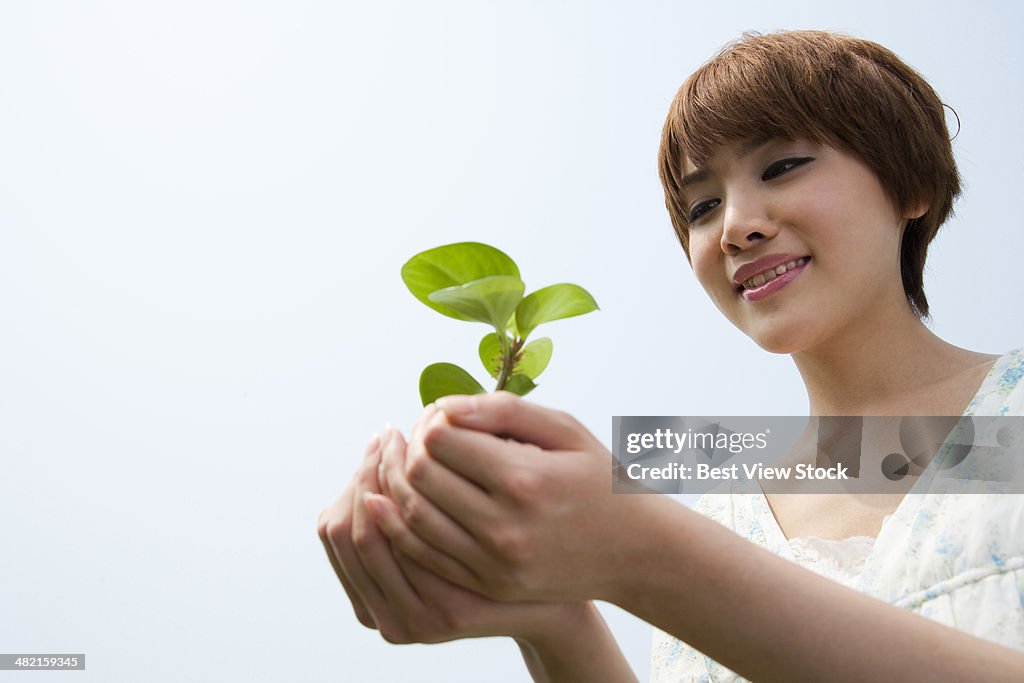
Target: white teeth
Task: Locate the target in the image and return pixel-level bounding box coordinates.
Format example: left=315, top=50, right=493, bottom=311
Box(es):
left=741, top=257, right=808, bottom=290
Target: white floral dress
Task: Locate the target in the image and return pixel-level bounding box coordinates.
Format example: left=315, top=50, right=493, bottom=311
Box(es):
left=651, top=349, right=1024, bottom=682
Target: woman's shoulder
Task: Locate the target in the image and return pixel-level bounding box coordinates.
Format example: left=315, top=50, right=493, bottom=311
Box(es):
left=964, top=347, right=1024, bottom=416
left=693, top=481, right=785, bottom=553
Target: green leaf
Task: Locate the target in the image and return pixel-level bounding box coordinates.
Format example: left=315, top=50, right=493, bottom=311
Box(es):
left=428, top=275, right=525, bottom=329
left=478, top=332, right=507, bottom=379
left=401, top=242, right=521, bottom=321
left=514, top=283, right=599, bottom=339
left=516, top=337, right=553, bottom=380
left=506, top=312, right=520, bottom=338
left=503, top=374, right=536, bottom=397
left=479, top=334, right=552, bottom=381
left=419, top=363, right=486, bottom=407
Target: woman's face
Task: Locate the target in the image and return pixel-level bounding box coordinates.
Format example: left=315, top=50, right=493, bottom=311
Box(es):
left=680, top=138, right=918, bottom=354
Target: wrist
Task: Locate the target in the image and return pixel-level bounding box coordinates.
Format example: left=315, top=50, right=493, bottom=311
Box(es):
left=513, top=601, right=601, bottom=647
left=514, top=601, right=638, bottom=683
left=595, top=493, right=670, bottom=607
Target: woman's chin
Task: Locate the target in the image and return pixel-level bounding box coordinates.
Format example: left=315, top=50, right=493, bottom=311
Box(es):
left=746, top=327, right=819, bottom=356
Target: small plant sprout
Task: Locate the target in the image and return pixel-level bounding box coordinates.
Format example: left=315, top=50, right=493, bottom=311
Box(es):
left=401, top=242, right=599, bottom=406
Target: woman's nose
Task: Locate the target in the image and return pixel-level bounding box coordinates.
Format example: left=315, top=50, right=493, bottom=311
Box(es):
left=720, top=198, right=778, bottom=255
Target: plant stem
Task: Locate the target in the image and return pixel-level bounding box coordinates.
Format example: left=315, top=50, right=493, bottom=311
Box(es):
left=495, top=337, right=524, bottom=391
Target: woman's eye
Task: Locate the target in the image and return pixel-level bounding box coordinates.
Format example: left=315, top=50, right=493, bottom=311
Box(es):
left=688, top=199, right=720, bottom=223
left=762, top=156, right=814, bottom=181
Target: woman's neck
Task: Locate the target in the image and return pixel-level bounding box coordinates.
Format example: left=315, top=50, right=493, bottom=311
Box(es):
left=791, top=305, right=996, bottom=417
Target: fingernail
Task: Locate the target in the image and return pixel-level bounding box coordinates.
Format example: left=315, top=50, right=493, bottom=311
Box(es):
left=437, top=395, right=476, bottom=416
left=366, top=433, right=381, bottom=454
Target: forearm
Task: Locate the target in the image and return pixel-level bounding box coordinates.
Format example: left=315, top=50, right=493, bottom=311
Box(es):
left=515, top=602, right=638, bottom=683
left=608, top=496, right=1024, bottom=682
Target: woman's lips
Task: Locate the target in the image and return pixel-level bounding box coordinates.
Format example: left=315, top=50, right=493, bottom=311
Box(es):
left=739, top=258, right=810, bottom=302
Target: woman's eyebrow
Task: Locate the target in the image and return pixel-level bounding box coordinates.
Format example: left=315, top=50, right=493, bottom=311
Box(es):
left=680, top=168, right=709, bottom=191
left=736, top=136, right=771, bottom=159
left=680, top=138, right=773, bottom=190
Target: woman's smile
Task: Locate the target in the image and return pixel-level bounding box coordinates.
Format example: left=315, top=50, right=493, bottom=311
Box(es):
left=733, top=254, right=811, bottom=302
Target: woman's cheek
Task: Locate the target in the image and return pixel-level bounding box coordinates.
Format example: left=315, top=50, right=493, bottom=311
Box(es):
left=690, top=247, right=731, bottom=308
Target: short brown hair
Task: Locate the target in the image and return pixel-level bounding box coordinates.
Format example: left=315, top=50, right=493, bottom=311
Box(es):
left=658, top=31, right=960, bottom=318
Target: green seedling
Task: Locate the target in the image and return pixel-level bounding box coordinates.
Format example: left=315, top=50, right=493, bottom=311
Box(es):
left=401, top=242, right=599, bottom=406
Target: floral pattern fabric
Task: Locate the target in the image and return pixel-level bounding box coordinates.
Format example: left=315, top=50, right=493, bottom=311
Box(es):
left=651, top=349, right=1024, bottom=682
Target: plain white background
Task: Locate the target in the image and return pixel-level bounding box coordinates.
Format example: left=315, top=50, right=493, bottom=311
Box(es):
left=1, top=1, right=1022, bottom=681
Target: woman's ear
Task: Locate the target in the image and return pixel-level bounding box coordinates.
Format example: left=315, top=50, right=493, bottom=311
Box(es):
left=903, top=201, right=929, bottom=220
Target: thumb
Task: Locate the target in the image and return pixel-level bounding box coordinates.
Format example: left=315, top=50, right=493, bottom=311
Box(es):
left=434, top=392, right=595, bottom=452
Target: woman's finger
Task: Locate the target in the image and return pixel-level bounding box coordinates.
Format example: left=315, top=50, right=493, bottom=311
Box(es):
left=416, top=411, right=529, bottom=493
left=320, top=434, right=386, bottom=625
left=365, top=492, right=483, bottom=592
left=410, top=403, right=439, bottom=445
left=318, top=489, right=377, bottom=628
left=435, top=392, right=597, bottom=451
left=351, top=428, right=422, bottom=607
left=380, top=428, right=497, bottom=571
left=387, top=417, right=491, bottom=518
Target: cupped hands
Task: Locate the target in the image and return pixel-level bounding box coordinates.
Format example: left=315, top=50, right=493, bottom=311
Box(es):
left=377, top=392, right=650, bottom=604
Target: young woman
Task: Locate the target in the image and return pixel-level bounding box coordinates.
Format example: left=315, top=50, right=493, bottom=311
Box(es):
left=319, top=31, right=1024, bottom=681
